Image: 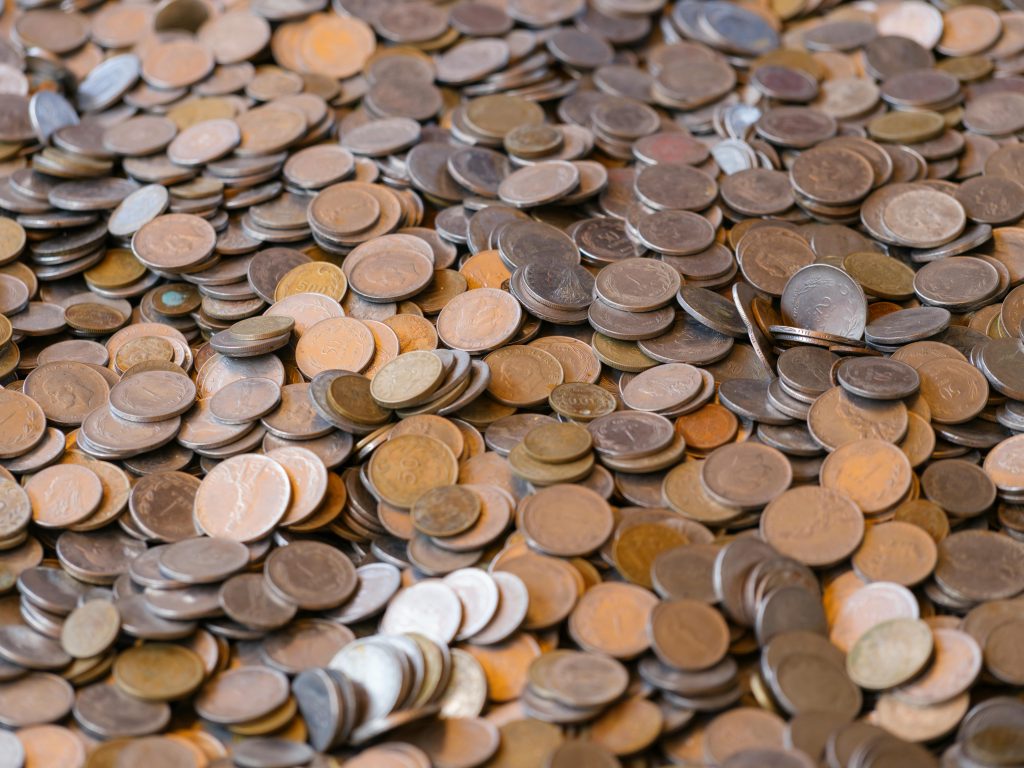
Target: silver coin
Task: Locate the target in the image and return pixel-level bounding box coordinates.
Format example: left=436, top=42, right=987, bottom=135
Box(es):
left=780, top=263, right=867, bottom=341
left=28, top=91, right=78, bottom=145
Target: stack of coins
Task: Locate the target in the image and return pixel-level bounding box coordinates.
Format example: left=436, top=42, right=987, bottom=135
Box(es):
left=506, top=421, right=594, bottom=485
left=210, top=316, right=295, bottom=358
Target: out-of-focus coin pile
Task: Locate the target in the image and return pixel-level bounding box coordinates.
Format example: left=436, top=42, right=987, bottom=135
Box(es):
left=2, top=0, right=1024, bottom=766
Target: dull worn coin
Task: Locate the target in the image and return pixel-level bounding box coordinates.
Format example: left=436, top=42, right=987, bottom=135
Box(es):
left=847, top=618, right=934, bottom=691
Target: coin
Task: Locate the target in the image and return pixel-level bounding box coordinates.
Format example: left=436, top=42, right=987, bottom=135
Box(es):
left=852, top=521, right=937, bottom=587
left=820, top=439, right=913, bottom=514
left=195, top=666, right=290, bottom=725
left=60, top=599, right=119, bottom=659
left=761, top=487, right=864, bottom=568
left=701, top=443, right=792, bottom=510
left=437, top=288, right=523, bottom=353
left=26, top=464, right=103, bottom=529
left=16, top=725, right=84, bottom=768
left=896, top=627, right=981, bottom=705
left=847, top=618, right=934, bottom=691
left=369, top=434, right=459, bottom=509
left=113, top=643, right=205, bottom=701
left=193, top=454, right=291, bottom=541
left=411, top=485, right=480, bottom=538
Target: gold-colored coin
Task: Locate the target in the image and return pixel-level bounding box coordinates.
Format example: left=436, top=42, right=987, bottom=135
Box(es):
left=522, top=422, right=593, bottom=465
left=0, top=218, right=25, bottom=265
left=228, top=697, right=299, bottom=736
left=230, top=315, right=295, bottom=341
left=113, top=643, right=206, bottom=701
left=868, top=110, right=946, bottom=143
left=275, top=261, right=348, bottom=301
left=383, top=313, right=438, bottom=353
left=328, top=373, right=393, bottom=426
left=936, top=55, right=993, bottom=82
left=0, top=315, right=12, bottom=353
left=752, top=48, right=821, bottom=78
left=0, top=342, right=20, bottom=379
left=84, top=248, right=147, bottom=289
left=370, top=350, right=445, bottom=409
left=612, top=522, right=689, bottom=589
left=167, top=96, right=238, bottom=130
left=548, top=382, right=617, bottom=422
left=411, top=269, right=468, bottom=315
left=843, top=251, right=916, bottom=301
left=464, top=94, right=544, bottom=140
left=411, top=485, right=481, bottom=537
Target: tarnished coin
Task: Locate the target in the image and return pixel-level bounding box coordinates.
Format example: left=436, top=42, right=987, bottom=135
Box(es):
left=836, top=357, right=919, bottom=400
left=650, top=599, right=730, bottom=672
left=369, top=434, right=458, bottom=509
left=113, top=643, right=205, bottom=701
left=847, top=618, right=934, bottom=691
left=852, top=521, right=937, bottom=587
left=209, top=377, right=281, bottom=424
left=437, top=288, right=523, bottom=353
left=701, top=443, right=792, bottom=510
left=60, top=600, right=119, bottom=659
left=194, top=666, right=290, bottom=725
left=761, top=487, right=863, bottom=568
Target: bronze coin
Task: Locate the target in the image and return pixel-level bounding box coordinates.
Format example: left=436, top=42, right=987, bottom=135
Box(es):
left=650, top=599, right=730, bottom=672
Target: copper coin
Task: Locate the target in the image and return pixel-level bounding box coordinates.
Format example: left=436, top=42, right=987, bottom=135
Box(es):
left=194, top=454, right=291, bottom=541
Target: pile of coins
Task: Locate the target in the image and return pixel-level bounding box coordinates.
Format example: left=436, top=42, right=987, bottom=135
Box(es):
left=4, top=0, right=1024, bottom=766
